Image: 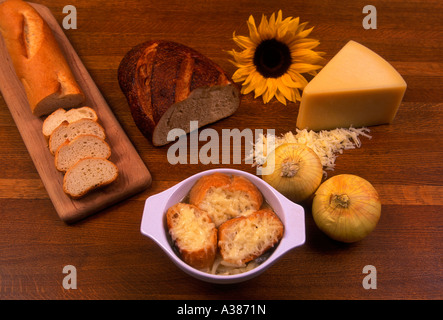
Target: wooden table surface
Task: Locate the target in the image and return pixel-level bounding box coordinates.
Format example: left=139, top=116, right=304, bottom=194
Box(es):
left=0, top=0, right=442, bottom=301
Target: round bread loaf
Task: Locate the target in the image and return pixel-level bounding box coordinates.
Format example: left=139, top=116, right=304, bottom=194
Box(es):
left=118, top=40, right=240, bottom=146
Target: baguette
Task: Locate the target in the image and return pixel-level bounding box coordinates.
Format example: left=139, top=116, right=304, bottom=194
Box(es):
left=166, top=203, right=217, bottom=271
left=0, top=0, right=84, bottom=116
left=189, top=172, right=263, bottom=227
left=218, top=209, right=284, bottom=266
left=63, top=157, right=118, bottom=199
left=118, top=40, right=240, bottom=146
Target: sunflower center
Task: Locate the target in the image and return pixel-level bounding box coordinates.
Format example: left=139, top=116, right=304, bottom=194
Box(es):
left=253, top=39, right=292, bottom=78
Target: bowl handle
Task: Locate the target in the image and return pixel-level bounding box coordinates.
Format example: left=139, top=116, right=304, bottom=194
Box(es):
left=140, top=188, right=177, bottom=254
left=275, top=193, right=306, bottom=254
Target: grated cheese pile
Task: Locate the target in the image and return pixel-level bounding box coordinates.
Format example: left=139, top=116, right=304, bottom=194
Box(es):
left=247, top=127, right=372, bottom=174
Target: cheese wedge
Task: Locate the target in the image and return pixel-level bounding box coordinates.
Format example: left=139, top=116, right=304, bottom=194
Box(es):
left=296, top=40, right=407, bottom=131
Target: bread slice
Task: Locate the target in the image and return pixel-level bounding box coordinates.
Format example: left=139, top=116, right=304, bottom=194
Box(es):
left=0, top=0, right=84, bottom=116
left=63, top=157, right=118, bottom=199
left=218, top=209, right=284, bottom=267
left=55, top=134, right=111, bottom=172
left=49, top=118, right=106, bottom=154
left=152, top=85, right=240, bottom=146
left=189, top=172, right=263, bottom=227
left=43, top=107, right=98, bottom=138
left=118, top=40, right=240, bottom=146
left=166, top=203, right=217, bottom=271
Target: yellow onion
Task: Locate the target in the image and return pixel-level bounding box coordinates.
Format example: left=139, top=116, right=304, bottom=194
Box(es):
left=312, top=174, right=381, bottom=243
left=262, top=143, right=323, bottom=203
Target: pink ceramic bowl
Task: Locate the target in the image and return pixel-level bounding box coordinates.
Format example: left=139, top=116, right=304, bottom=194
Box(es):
left=140, top=168, right=305, bottom=284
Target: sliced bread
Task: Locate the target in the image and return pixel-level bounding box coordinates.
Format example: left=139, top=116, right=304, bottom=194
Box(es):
left=55, top=134, right=111, bottom=172
left=49, top=118, right=106, bottom=154
left=189, top=172, right=263, bottom=227
left=166, top=203, right=217, bottom=271
left=63, top=158, right=118, bottom=199
left=43, top=107, right=98, bottom=138
left=217, top=209, right=284, bottom=267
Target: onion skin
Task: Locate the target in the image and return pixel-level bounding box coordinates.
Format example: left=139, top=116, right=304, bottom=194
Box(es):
left=312, top=174, right=381, bottom=243
left=262, top=143, right=323, bottom=203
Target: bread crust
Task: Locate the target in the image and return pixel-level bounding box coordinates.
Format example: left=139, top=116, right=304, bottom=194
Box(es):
left=54, top=134, right=111, bottom=172
left=166, top=203, right=217, bottom=270
left=218, top=209, right=284, bottom=266
left=42, top=107, right=98, bottom=138
left=118, top=40, right=237, bottom=144
left=48, top=118, right=106, bottom=154
left=0, top=0, right=84, bottom=116
left=189, top=172, right=263, bottom=214
left=188, top=172, right=232, bottom=205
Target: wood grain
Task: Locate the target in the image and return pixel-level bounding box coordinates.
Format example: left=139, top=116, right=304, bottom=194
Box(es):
left=0, top=2, right=152, bottom=223
left=0, top=0, right=442, bottom=300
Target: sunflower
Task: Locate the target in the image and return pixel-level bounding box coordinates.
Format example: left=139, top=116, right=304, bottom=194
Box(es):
left=228, top=10, right=325, bottom=105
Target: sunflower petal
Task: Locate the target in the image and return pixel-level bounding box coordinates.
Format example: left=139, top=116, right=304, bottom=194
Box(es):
left=253, top=74, right=268, bottom=98
left=247, top=15, right=261, bottom=44
left=287, top=69, right=309, bottom=88
left=286, top=17, right=300, bottom=34
left=276, top=78, right=293, bottom=101
left=292, top=38, right=321, bottom=50
left=275, top=89, right=287, bottom=105
left=258, top=14, right=272, bottom=39
left=262, top=89, right=270, bottom=104
left=298, top=26, right=314, bottom=39
left=296, top=21, right=309, bottom=34
left=290, top=62, right=323, bottom=73
left=294, top=88, right=302, bottom=101
left=232, top=69, right=248, bottom=83
left=233, top=33, right=255, bottom=50
left=280, top=73, right=303, bottom=88
left=265, top=78, right=278, bottom=101
left=268, top=12, right=280, bottom=37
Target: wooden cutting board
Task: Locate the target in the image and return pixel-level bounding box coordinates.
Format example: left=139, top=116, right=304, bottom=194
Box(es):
left=0, top=2, right=152, bottom=223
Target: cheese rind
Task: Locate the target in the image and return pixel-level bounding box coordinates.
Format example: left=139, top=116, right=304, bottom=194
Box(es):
left=296, top=40, right=407, bottom=131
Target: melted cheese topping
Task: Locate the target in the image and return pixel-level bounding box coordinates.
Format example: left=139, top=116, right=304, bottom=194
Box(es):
left=220, top=216, right=282, bottom=266
left=169, top=205, right=214, bottom=250
left=199, top=188, right=256, bottom=227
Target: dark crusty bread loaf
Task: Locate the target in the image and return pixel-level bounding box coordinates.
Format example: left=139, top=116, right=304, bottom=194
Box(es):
left=166, top=203, right=217, bottom=271
left=0, top=0, right=84, bottom=116
left=118, top=40, right=240, bottom=146
left=218, top=209, right=284, bottom=266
